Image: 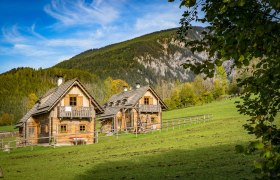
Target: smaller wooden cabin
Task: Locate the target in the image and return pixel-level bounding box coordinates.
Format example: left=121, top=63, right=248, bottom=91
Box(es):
left=16, top=78, right=103, bottom=145
left=99, top=85, right=167, bottom=133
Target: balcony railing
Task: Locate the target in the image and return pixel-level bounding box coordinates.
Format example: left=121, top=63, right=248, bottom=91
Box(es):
left=139, top=105, right=160, bottom=112
left=58, top=106, right=94, bottom=118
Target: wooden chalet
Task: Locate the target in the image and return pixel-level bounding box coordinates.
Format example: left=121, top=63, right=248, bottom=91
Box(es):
left=16, top=78, right=103, bottom=145
left=99, top=84, right=168, bottom=133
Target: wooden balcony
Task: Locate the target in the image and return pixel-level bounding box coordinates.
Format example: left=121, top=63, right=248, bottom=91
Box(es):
left=58, top=106, right=94, bottom=119
left=139, top=105, right=160, bottom=112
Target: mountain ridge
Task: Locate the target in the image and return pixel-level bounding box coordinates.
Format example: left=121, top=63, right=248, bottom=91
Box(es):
left=54, top=26, right=206, bottom=85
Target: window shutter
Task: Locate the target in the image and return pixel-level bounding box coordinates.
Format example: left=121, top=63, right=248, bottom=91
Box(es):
left=140, top=97, right=144, bottom=104
left=77, top=96, right=83, bottom=107
left=64, top=94, right=70, bottom=106
left=149, top=97, right=153, bottom=105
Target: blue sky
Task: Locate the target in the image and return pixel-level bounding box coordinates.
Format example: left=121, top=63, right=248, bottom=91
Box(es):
left=0, top=0, right=203, bottom=73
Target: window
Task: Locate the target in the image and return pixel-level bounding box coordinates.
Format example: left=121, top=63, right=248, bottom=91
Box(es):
left=40, top=124, right=49, bottom=134
left=116, top=100, right=121, bottom=106
left=122, top=98, right=127, bottom=105
left=45, top=124, right=49, bottom=133
left=70, top=96, right=77, bottom=106
left=28, top=127, right=35, bottom=135
left=80, top=125, right=86, bottom=132
left=144, top=97, right=149, bottom=105
left=60, top=125, right=67, bottom=133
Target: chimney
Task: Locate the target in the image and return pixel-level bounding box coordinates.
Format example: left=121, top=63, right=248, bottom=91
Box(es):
left=136, top=83, right=140, bottom=89
left=123, top=86, right=128, bottom=92
left=57, top=76, right=63, bottom=86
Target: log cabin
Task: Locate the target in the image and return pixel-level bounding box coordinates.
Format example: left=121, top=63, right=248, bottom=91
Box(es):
left=99, top=84, right=167, bottom=133
left=16, top=78, right=103, bottom=145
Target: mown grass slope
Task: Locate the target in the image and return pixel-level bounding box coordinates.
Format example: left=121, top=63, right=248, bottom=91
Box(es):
left=0, top=98, right=258, bottom=179
left=0, top=125, right=16, bottom=132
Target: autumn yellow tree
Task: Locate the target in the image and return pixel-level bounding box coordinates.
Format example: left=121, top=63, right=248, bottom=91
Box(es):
left=0, top=113, right=14, bottom=126
left=104, top=77, right=129, bottom=102
left=27, top=93, right=38, bottom=110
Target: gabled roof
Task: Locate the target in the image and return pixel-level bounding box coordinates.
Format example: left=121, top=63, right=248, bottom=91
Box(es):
left=100, top=107, right=122, bottom=119
left=100, top=85, right=167, bottom=119
left=16, top=78, right=103, bottom=127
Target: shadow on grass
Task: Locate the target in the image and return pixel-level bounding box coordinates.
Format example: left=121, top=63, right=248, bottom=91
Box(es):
left=75, top=144, right=255, bottom=180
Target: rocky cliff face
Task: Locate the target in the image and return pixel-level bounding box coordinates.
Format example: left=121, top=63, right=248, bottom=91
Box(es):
left=134, top=37, right=208, bottom=84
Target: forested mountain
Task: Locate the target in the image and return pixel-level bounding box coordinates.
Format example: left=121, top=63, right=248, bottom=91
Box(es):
left=0, top=27, right=207, bottom=124
left=0, top=68, right=104, bottom=124
left=55, top=27, right=206, bottom=85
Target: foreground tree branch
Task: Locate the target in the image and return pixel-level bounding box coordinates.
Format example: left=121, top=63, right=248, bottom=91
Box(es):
left=170, top=0, right=280, bottom=178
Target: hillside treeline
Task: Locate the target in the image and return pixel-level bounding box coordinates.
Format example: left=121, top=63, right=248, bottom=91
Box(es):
left=159, top=66, right=240, bottom=109
left=0, top=66, right=241, bottom=126
left=0, top=67, right=102, bottom=125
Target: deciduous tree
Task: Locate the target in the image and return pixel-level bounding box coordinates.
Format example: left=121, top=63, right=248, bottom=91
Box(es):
left=27, top=93, right=38, bottom=110
left=170, top=0, right=280, bottom=178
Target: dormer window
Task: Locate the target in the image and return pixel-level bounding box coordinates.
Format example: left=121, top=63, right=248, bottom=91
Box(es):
left=109, top=102, right=114, bottom=107
left=116, top=100, right=121, bottom=106
left=122, top=98, right=127, bottom=105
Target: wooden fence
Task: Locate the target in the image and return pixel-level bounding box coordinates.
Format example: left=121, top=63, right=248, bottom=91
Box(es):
left=162, top=114, right=213, bottom=129
left=0, top=114, right=213, bottom=152
left=0, top=131, right=18, bottom=138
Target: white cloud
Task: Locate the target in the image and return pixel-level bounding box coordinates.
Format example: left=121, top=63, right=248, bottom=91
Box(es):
left=135, top=13, right=179, bottom=31
left=134, top=4, right=183, bottom=34
left=13, top=44, right=54, bottom=56
left=44, top=0, right=119, bottom=26
left=2, top=25, right=27, bottom=43
left=30, top=24, right=46, bottom=40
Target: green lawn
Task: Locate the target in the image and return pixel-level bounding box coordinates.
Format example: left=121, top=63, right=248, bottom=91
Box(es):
left=163, top=98, right=243, bottom=120
left=0, top=98, right=260, bottom=179
left=0, top=125, right=16, bottom=132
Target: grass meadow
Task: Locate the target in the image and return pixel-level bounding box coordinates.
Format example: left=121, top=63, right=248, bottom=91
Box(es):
left=0, top=98, right=263, bottom=179
left=0, top=125, right=16, bottom=132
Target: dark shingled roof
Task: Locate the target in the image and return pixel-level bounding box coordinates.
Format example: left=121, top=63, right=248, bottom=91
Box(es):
left=16, top=103, right=39, bottom=127
left=16, top=78, right=103, bottom=127
left=100, top=85, right=167, bottom=119
left=100, top=107, right=122, bottom=119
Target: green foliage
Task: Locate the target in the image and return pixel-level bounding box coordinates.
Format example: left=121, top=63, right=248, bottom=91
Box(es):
left=27, top=93, right=38, bottom=111
left=164, top=73, right=230, bottom=109
left=172, top=0, right=280, bottom=178
left=0, top=113, right=14, bottom=126
left=179, top=82, right=197, bottom=107
left=165, top=88, right=181, bottom=109
left=212, top=66, right=228, bottom=99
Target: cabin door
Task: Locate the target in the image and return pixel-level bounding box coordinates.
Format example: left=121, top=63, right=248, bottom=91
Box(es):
left=118, top=117, right=122, bottom=130
left=126, top=111, right=133, bottom=129
left=28, top=125, right=38, bottom=144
